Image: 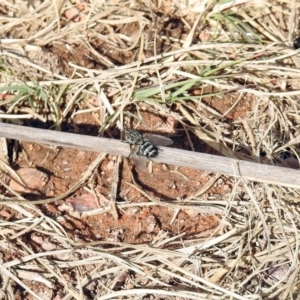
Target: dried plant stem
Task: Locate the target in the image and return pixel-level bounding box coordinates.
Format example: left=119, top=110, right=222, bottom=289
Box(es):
left=0, top=123, right=299, bottom=189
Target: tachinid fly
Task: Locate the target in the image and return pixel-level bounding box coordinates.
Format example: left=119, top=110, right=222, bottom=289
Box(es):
left=123, top=126, right=173, bottom=170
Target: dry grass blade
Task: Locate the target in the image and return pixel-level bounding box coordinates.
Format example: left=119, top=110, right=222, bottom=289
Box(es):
left=1, top=0, right=300, bottom=299
left=109, top=155, right=120, bottom=219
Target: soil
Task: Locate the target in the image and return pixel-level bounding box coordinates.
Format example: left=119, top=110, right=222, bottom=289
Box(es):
left=5, top=110, right=226, bottom=244
left=0, top=81, right=250, bottom=278
left=0, top=25, right=254, bottom=247
left=0, top=2, right=254, bottom=299
left=1, top=100, right=251, bottom=299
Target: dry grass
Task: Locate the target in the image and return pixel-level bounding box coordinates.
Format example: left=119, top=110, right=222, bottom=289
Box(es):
left=1, top=0, right=300, bottom=299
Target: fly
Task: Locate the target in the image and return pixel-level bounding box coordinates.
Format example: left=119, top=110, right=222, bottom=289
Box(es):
left=123, top=127, right=173, bottom=170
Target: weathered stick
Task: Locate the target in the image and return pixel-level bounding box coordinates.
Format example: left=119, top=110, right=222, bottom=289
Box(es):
left=0, top=122, right=299, bottom=188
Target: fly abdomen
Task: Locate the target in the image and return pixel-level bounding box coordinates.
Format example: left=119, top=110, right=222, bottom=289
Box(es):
left=140, top=141, right=159, bottom=158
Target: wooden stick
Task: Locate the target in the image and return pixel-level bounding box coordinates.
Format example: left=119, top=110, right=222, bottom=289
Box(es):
left=0, top=122, right=299, bottom=188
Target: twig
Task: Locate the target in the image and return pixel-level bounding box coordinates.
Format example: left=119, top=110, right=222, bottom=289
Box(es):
left=0, top=123, right=299, bottom=188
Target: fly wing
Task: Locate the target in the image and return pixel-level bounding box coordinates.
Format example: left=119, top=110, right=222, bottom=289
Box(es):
left=145, top=134, right=173, bottom=147
left=131, top=151, right=147, bottom=171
